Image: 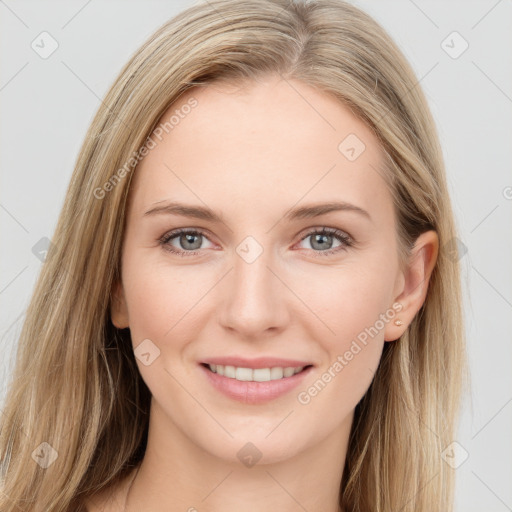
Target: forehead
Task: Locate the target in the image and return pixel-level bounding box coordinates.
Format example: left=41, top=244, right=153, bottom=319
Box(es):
left=130, top=75, right=392, bottom=225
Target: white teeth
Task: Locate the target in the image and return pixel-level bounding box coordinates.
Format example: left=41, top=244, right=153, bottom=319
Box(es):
left=253, top=368, right=271, bottom=382
left=224, top=365, right=236, bottom=378
left=207, top=364, right=305, bottom=382
left=235, top=367, right=253, bottom=381
left=283, top=367, right=295, bottom=378
left=270, top=367, right=283, bottom=379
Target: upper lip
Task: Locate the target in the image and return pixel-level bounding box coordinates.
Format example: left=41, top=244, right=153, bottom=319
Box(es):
left=201, top=356, right=314, bottom=369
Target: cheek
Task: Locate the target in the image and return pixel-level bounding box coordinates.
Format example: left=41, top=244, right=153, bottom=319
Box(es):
left=296, top=256, right=397, bottom=347
left=122, top=252, right=205, bottom=339
left=120, top=255, right=213, bottom=393
left=334, top=273, right=393, bottom=343
left=294, top=265, right=395, bottom=428
left=120, top=254, right=226, bottom=400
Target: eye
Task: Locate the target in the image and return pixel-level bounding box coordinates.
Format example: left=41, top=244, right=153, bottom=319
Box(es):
left=159, top=228, right=215, bottom=256
left=159, top=226, right=353, bottom=258
left=296, top=227, right=353, bottom=257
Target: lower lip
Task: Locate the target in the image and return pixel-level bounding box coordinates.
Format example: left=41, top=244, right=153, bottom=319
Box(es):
left=199, top=364, right=313, bottom=404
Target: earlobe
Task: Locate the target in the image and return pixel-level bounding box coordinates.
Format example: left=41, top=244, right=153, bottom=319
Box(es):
left=110, top=280, right=130, bottom=329
left=384, top=230, right=439, bottom=342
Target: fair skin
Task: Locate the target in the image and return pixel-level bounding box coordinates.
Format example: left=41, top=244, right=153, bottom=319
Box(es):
left=86, top=74, right=438, bottom=511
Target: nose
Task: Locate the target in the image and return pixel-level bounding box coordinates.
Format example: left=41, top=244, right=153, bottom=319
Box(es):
left=217, top=242, right=290, bottom=339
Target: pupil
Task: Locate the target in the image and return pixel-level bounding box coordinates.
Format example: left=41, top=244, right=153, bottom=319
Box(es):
left=313, top=234, right=332, bottom=250
left=182, top=233, right=201, bottom=250
left=178, top=233, right=335, bottom=252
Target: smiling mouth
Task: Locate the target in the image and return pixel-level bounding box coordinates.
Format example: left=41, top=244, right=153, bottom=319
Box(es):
left=201, top=363, right=313, bottom=382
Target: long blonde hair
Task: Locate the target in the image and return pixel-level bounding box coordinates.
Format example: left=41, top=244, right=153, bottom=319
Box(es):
left=0, top=1, right=467, bottom=510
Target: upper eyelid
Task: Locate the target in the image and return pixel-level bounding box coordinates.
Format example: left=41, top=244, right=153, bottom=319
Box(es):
left=161, top=227, right=215, bottom=243
left=160, top=226, right=353, bottom=248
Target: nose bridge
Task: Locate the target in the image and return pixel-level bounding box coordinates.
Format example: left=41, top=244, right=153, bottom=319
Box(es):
left=218, top=235, right=287, bottom=336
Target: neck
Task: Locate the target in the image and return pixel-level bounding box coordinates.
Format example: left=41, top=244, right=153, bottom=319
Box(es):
left=124, top=401, right=352, bottom=512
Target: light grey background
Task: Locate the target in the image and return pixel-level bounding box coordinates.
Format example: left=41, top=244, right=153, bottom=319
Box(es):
left=1, top=1, right=511, bottom=510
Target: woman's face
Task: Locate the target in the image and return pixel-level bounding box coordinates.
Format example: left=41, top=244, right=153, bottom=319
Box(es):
left=113, top=74, right=409, bottom=465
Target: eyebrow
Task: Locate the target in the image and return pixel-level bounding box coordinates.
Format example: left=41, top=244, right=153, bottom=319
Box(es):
left=143, top=200, right=371, bottom=223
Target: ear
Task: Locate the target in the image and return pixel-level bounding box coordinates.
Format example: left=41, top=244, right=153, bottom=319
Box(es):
left=111, top=279, right=130, bottom=329
left=384, top=230, right=439, bottom=342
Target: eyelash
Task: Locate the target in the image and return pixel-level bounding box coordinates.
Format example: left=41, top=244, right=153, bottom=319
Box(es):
left=158, top=227, right=354, bottom=258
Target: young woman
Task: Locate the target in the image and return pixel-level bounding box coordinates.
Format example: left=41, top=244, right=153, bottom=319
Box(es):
left=0, top=0, right=467, bottom=510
